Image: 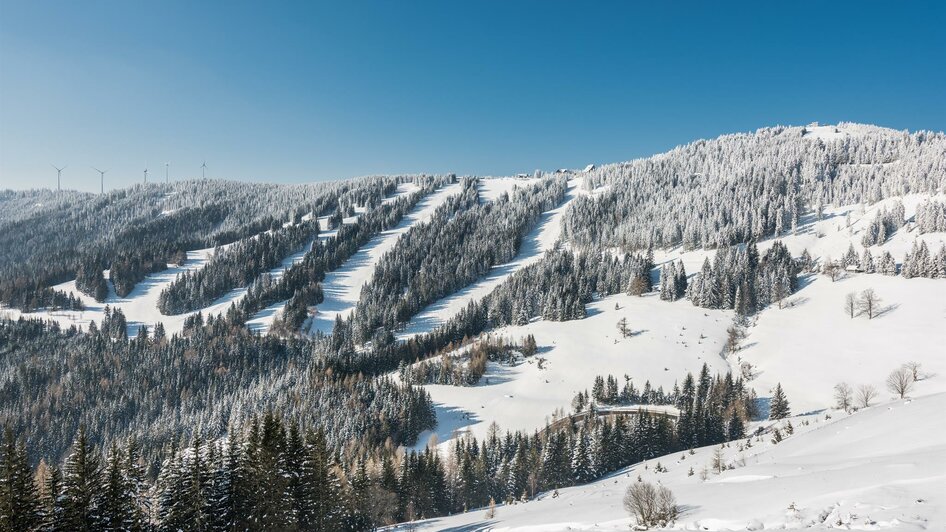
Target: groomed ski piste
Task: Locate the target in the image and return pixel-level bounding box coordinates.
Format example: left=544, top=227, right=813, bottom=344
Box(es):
left=0, top=181, right=422, bottom=337
left=397, top=177, right=585, bottom=340
left=304, top=181, right=463, bottom=335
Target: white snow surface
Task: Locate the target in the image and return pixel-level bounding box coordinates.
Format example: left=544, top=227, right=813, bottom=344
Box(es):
left=406, top=392, right=946, bottom=530
left=478, top=176, right=541, bottom=203
left=411, top=293, right=732, bottom=449
left=407, top=193, right=946, bottom=451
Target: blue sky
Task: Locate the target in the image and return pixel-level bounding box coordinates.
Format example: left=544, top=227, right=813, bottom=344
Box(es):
left=1, top=1, right=944, bottom=192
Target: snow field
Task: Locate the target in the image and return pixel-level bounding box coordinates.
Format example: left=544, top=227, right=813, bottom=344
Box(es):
left=412, top=292, right=732, bottom=450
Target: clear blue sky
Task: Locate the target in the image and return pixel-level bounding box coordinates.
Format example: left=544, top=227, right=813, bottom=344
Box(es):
left=1, top=1, right=944, bottom=192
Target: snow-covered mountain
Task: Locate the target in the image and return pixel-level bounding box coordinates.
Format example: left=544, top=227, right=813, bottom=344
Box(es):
left=1, top=123, right=944, bottom=531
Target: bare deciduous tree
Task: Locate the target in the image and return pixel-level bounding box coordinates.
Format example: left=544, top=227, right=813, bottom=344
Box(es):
left=617, top=317, right=630, bottom=338
left=822, top=259, right=840, bottom=282
left=903, top=361, right=923, bottom=382
left=834, top=382, right=853, bottom=411
left=844, top=293, right=856, bottom=318
left=712, top=446, right=726, bottom=474
left=624, top=481, right=679, bottom=528
left=886, top=367, right=914, bottom=399
left=856, top=384, right=878, bottom=408
left=628, top=276, right=648, bottom=296
left=858, top=288, right=881, bottom=319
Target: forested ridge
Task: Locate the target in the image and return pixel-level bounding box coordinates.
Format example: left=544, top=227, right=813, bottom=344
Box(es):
left=564, top=124, right=946, bottom=251
left=349, top=175, right=567, bottom=341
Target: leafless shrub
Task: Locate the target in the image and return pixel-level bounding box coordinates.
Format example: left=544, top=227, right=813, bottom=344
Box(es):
left=624, top=481, right=679, bottom=528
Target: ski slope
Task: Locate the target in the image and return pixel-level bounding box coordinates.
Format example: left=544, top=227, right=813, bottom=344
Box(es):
left=408, top=391, right=946, bottom=531
left=0, top=184, right=421, bottom=337
left=397, top=178, right=584, bottom=340
left=245, top=182, right=422, bottom=334
left=305, top=182, right=463, bottom=334
left=0, top=246, right=221, bottom=337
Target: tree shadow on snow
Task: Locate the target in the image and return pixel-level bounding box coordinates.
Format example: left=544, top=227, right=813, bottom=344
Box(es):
left=873, top=303, right=900, bottom=319
left=752, top=397, right=771, bottom=422
left=437, top=522, right=496, bottom=532
left=795, top=273, right=817, bottom=291
left=478, top=364, right=517, bottom=387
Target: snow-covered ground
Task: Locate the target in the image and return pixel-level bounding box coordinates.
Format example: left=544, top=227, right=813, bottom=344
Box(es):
left=398, top=178, right=583, bottom=340
left=737, top=273, right=946, bottom=415
left=407, top=391, right=946, bottom=530
left=305, top=182, right=463, bottom=334
left=411, top=292, right=732, bottom=449
left=0, top=246, right=221, bottom=337
left=478, top=176, right=541, bottom=202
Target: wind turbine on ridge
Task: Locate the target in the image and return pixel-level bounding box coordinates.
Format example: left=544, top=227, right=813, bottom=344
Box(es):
left=93, top=167, right=108, bottom=194
left=51, top=164, right=66, bottom=191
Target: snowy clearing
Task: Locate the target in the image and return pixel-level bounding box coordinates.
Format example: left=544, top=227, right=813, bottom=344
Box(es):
left=411, top=292, right=732, bottom=449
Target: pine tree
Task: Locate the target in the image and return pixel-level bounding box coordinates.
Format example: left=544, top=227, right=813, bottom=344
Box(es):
left=769, top=383, right=791, bottom=420
left=41, top=464, right=68, bottom=531
left=0, top=426, right=42, bottom=531
left=100, top=442, right=132, bottom=531
left=62, top=426, right=102, bottom=531
left=570, top=429, right=594, bottom=484
left=727, top=407, right=745, bottom=441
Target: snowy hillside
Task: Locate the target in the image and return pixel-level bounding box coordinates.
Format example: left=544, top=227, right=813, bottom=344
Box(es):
left=3, top=123, right=945, bottom=532
left=408, top=392, right=946, bottom=531
left=403, top=189, right=946, bottom=449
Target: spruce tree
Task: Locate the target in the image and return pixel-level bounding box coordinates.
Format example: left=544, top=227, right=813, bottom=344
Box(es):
left=0, top=427, right=42, bottom=532
left=770, top=383, right=791, bottom=420
left=62, top=426, right=102, bottom=531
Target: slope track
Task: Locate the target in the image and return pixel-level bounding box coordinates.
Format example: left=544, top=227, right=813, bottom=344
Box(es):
left=397, top=177, right=584, bottom=340
left=305, top=182, right=463, bottom=335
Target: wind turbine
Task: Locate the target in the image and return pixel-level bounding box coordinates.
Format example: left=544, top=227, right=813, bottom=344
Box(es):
left=201, top=161, right=207, bottom=179
left=93, top=167, right=108, bottom=194
left=165, top=161, right=170, bottom=184
left=144, top=167, right=149, bottom=184
left=51, top=164, right=66, bottom=191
